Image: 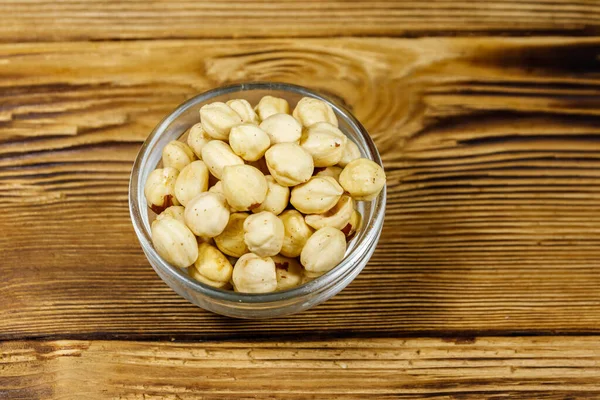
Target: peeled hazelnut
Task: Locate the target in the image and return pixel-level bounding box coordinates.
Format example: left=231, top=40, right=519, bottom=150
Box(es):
left=290, top=176, right=343, bottom=214
left=151, top=216, right=198, bottom=269
left=303, top=269, right=325, bottom=279
left=144, top=167, right=180, bottom=214
left=315, top=166, right=343, bottom=181
left=300, top=226, right=347, bottom=275
left=189, top=243, right=233, bottom=288
left=243, top=211, right=284, bottom=257
left=214, top=212, right=249, bottom=258
left=226, top=99, right=259, bottom=124
left=259, top=113, right=302, bottom=144
left=305, top=194, right=354, bottom=231
left=338, top=139, right=361, bottom=167
left=292, top=97, right=338, bottom=128
left=200, top=102, right=243, bottom=140
left=300, top=122, right=347, bottom=167
left=162, top=140, right=196, bottom=171
left=222, top=164, right=268, bottom=212
left=272, top=255, right=304, bottom=291
left=208, top=180, right=224, bottom=196
left=232, top=253, right=277, bottom=293
left=265, top=143, right=314, bottom=187
left=342, top=209, right=362, bottom=240
left=255, top=95, right=289, bottom=120
left=156, top=205, right=186, bottom=224
left=229, top=123, right=271, bottom=162
left=187, top=123, right=212, bottom=159
left=302, top=272, right=318, bottom=283
left=279, top=209, right=314, bottom=258
left=184, top=192, right=230, bottom=238
left=208, top=181, right=234, bottom=212
left=174, top=160, right=209, bottom=206
left=339, top=158, right=386, bottom=201
left=253, top=175, right=289, bottom=215
left=201, top=140, right=244, bottom=180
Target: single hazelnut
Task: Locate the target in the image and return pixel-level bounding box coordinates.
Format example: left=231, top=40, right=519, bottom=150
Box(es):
left=243, top=211, right=285, bottom=257
left=305, top=194, right=354, bottom=231
left=144, top=167, right=180, bottom=214
left=338, top=139, right=361, bottom=167
left=208, top=180, right=224, bottom=196
left=226, top=99, right=259, bottom=124
left=156, top=205, right=186, bottom=225
left=162, top=140, right=197, bottom=171
left=259, top=113, right=302, bottom=144
left=300, top=122, right=347, bottom=167
left=174, top=160, right=209, bottom=206
left=214, top=212, right=249, bottom=258
left=200, top=102, right=243, bottom=140
left=315, top=166, right=343, bottom=181
left=342, top=209, right=362, bottom=240
left=253, top=175, right=290, bottom=215
left=184, top=192, right=230, bottom=238
left=303, top=269, right=325, bottom=279
left=222, top=164, right=268, bottom=212
left=339, top=158, right=386, bottom=201
left=302, top=272, right=319, bottom=283
left=187, top=123, right=211, bottom=159
left=272, top=255, right=304, bottom=291
left=189, top=242, right=233, bottom=288
left=300, top=227, right=346, bottom=275
left=265, top=143, right=314, bottom=187
left=208, top=181, right=234, bottom=212
left=229, top=123, right=271, bottom=162
left=201, top=140, right=244, bottom=180
left=232, top=253, right=277, bottom=293
left=255, top=95, right=289, bottom=120
left=292, top=97, right=338, bottom=128
left=290, top=176, right=343, bottom=214
left=151, top=216, right=198, bottom=269
left=279, top=209, right=314, bottom=258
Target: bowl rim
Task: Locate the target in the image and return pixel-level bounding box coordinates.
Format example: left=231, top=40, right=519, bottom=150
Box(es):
left=129, top=81, right=386, bottom=304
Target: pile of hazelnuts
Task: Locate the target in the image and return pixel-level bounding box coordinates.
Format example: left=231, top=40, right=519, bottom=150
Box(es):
left=145, top=95, right=385, bottom=293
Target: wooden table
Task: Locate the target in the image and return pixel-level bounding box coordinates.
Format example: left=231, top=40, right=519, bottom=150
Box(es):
left=2, top=1, right=600, bottom=398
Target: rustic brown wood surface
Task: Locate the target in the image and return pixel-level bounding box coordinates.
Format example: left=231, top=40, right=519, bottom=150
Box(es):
left=1, top=0, right=598, bottom=41
left=1, top=0, right=600, bottom=398
left=3, top=337, right=600, bottom=399
left=2, top=37, right=600, bottom=339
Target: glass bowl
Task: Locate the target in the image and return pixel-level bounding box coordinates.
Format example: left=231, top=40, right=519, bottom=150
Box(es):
left=129, top=82, right=386, bottom=319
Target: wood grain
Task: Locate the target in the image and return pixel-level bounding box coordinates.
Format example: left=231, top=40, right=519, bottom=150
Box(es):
left=1, top=37, right=600, bottom=339
left=2, top=337, right=600, bottom=399
left=0, top=0, right=598, bottom=42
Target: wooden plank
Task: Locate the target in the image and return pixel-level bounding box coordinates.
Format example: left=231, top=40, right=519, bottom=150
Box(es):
left=0, top=1, right=598, bottom=42
left=2, top=337, right=600, bottom=399
left=1, top=37, right=600, bottom=339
